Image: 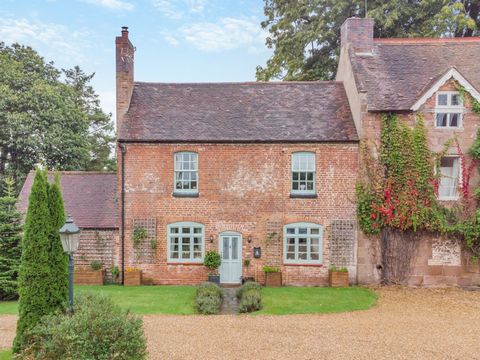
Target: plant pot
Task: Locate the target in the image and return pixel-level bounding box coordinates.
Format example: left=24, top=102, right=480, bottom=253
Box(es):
left=329, top=270, right=349, bottom=287
left=124, top=270, right=142, bottom=286
left=265, top=272, right=282, bottom=287
left=74, top=268, right=104, bottom=285
left=242, top=276, right=255, bottom=284
left=208, top=274, right=220, bottom=285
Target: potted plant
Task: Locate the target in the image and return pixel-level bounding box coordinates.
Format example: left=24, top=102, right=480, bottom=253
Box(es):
left=329, top=265, right=349, bottom=287
left=242, top=259, right=255, bottom=283
left=124, top=267, right=142, bottom=286
left=74, top=260, right=104, bottom=285
left=204, top=250, right=221, bottom=284
left=263, top=266, right=282, bottom=287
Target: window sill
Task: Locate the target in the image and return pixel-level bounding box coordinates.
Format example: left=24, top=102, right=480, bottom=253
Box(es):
left=166, top=262, right=204, bottom=265
left=172, top=192, right=199, bottom=198
left=283, top=262, right=323, bottom=267
left=438, top=197, right=459, bottom=201
left=290, top=193, right=318, bottom=199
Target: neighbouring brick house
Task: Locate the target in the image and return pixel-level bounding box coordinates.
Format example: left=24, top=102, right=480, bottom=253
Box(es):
left=17, top=18, right=480, bottom=287
left=337, top=18, right=480, bottom=286
left=18, top=172, right=119, bottom=278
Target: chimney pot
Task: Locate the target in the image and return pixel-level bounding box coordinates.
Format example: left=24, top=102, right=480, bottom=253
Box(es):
left=121, top=26, right=129, bottom=37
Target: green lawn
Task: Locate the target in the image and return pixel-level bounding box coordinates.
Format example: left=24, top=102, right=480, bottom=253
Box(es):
left=0, top=285, right=197, bottom=315
left=0, top=349, right=11, bottom=360
left=255, top=286, right=377, bottom=315
left=0, top=285, right=377, bottom=316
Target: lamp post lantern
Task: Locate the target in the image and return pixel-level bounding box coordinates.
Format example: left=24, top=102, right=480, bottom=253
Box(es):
left=59, top=215, right=80, bottom=309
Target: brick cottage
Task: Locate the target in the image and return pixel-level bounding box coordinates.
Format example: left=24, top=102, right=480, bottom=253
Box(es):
left=19, top=18, right=480, bottom=287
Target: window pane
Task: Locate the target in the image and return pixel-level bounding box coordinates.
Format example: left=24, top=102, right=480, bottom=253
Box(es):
left=310, top=228, right=319, bottom=235
left=436, top=113, right=448, bottom=127
left=223, top=238, right=229, bottom=260
left=286, top=253, right=295, bottom=260
left=451, top=94, right=460, bottom=106
left=232, top=237, right=238, bottom=260
left=438, top=94, right=448, bottom=106
left=310, top=253, right=319, bottom=260
left=449, top=113, right=459, bottom=127
left=193, top=228, right=202, bottom=234
left=307, top=172, right=313, bottom=181
left=299, top=228, right=307, bottom=234
left=306, top=182, right=314, bottom=190
left=170, top=228, right=179, bottom=234
left=293, top=172, right=298, bottom=181
left=292, top=181, right=299, bottom=190
left=286, top=228, right=295, bottom=235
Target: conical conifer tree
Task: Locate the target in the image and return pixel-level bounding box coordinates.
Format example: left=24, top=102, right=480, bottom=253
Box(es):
left=13, top=169, right=52, bottom=353
left=47, top=173, right=68, bottom=310
left=0, top=177, right=23, bottom=300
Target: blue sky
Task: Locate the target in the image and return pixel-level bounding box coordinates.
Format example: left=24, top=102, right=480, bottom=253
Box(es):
left=0, top=0, right=272, bottom=117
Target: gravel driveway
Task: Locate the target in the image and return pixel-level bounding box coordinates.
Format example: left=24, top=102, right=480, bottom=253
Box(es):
left=2, top=287, right=480, bottom=359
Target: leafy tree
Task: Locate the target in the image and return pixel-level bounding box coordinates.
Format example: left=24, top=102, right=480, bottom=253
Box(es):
left=46, top=174, right=68, bottom=311
left=257, top=0, right=479, bottom=81
left=13, top=169, right=52, bottom=353
left=0, top=44, right=115, bottom=195
left=64, top=66, right=116, bottom=172
left=0, top=177, right=23, bottom=300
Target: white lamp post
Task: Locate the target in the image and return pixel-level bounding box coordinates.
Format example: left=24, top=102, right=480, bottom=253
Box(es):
left=59, top=215, right=80, bottom=309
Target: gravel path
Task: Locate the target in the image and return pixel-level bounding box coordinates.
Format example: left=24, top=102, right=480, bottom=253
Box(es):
left=1, top=287, right=480, bottom=359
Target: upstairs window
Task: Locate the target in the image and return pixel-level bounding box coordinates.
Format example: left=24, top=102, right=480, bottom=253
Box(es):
left=435, top=92, right=463, bottom=128
left=174, top=152, right=198, bottom=194
left=291, top=152, right=316, bottom=195
left=438, top=156, right=460, bottom=200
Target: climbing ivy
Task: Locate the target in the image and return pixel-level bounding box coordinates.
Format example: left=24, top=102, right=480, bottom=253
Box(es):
left=357, top=109, right=480, bottom=259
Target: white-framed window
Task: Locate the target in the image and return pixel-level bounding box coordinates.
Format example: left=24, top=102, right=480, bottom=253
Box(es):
left=435, top=91, right=463, bottom=128
left=291, top=152, right=316, bottom=195
left=174, top=152, right=198, bottom=193
left=284, top=222, right=323, bottom=264
left=438, top=156, right=460, bottom=200
left=167, top=222, right=204, bottom=262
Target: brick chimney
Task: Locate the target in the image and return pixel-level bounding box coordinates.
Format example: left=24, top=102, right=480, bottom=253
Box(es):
left=116, top=26, right=134, bottom=133
left=340, top=17, right=374, bottom=53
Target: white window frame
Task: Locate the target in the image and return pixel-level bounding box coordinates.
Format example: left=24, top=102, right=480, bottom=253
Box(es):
left=437, top=155, right=461, bottom=201
left=167, top=222, right=204, bottom=263
left=174, top=152, right=198, bottom=194
left=434, top=91, right=463, bottom=129
left=283, top=222, right=323, bottom=265
left=291, top=152, right=316, bottom=195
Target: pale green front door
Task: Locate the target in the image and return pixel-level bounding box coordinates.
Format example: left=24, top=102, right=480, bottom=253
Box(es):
left=219, top=232, right=242, bottom=284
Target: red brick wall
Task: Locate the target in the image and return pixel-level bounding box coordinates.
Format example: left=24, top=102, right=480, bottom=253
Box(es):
left=357, top=79, right=480, bottom=286
left=118, top=143, right=358, bottom=285
left=74, top=229, right=119, bottom=281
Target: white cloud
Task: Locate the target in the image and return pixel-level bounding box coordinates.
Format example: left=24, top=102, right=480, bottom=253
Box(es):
left=152, top=0, right=207, bottom=19
left=82, top=0, right=134, bottom=11
left=0, top=18, right=91, bottom=61
left=165, top=17, right=268, bottom=53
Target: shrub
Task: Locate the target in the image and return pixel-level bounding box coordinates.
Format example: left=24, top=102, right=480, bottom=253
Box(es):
left=133, top=227, right=147, bottom=247
left=19, top=292, right=147, bottom=360
left=263, top=266, right=281, bottom=273
left=90, top=260, right=103, bottom=271
left=329, top=265, right=348, bottom=272
left=195, top=282, right=222, bottom=314
left=203, top=251, right=221, bottom=273
left=236, top=281, right=261, bottom=299
left=238, top=289, right=262, bottom=313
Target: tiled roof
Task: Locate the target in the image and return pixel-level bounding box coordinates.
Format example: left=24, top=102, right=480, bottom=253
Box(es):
left=118, top=82, right=358, bottom=142
left=18, top=171, right=118, bottom=229
left=349, top=38, right=480, bottom=111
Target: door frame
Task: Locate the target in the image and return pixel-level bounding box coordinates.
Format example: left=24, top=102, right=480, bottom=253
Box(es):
left=218, top=231, right=243, bottom=284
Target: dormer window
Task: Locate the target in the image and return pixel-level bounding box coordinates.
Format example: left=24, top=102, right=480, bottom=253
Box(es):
left=435, top=91, right=463, bottom=128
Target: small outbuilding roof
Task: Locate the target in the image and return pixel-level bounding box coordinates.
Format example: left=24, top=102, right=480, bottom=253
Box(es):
left=18, top=171, right=118, bottom=229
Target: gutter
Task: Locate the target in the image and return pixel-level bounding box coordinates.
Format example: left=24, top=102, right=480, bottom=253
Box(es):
left=119, top=143, right=127, bottom=285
